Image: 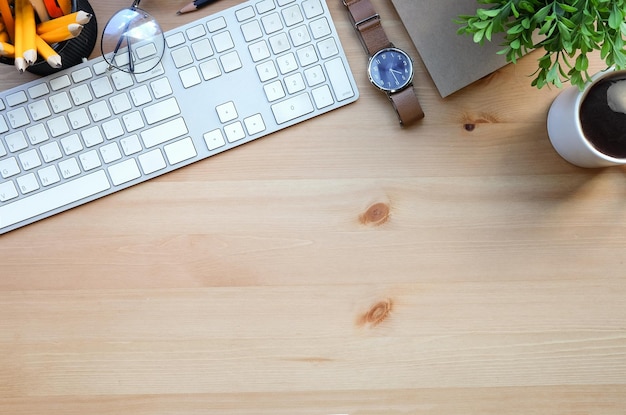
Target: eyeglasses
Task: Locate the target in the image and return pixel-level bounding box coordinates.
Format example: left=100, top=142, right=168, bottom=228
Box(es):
left=100, top=0, right=165, bottom=74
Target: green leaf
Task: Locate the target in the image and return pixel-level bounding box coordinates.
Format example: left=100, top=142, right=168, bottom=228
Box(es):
left=609, top=4, right=623, bottom=30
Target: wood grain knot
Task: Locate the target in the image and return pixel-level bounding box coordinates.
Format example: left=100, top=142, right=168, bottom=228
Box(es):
left=359, top=202, right=390, bottom=226
left=359, top=299, right=393, bottom=327
left=464, top=123, right=476, bottom=131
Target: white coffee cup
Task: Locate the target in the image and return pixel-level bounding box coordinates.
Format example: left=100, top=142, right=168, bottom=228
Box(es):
left=547, top=69, right=626, bottom=168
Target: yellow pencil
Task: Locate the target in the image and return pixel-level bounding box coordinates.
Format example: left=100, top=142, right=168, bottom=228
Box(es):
left=37, top=11, right=93, bottom=34
left=36, top=34, right=61, bottom=67
left=39, top=23, right=83, bottom=44
left=14, top=0, right=27, bottom=72
left=0, top=40, right=15, bottom=57
left=0, top=31, right=8, bottom=43
left=22, top=0, right=37, bottom=65
left=0, top=0, right=14, bottom=42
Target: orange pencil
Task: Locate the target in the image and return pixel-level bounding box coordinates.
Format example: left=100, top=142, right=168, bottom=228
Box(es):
left=0, top=0, right=14, bottom=42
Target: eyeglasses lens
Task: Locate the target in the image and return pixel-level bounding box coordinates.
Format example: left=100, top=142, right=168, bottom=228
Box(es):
left=101, top=8, right=165, bottom=74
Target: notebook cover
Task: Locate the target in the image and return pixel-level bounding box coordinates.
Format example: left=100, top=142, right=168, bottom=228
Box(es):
left=391, top=0, right=510, bottom=97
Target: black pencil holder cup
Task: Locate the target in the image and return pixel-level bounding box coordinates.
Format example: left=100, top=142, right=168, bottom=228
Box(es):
left=0, top=0, right=98, bottom=76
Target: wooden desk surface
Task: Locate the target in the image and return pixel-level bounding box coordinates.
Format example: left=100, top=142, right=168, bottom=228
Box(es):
left=2, top=1, right=625, bottom=413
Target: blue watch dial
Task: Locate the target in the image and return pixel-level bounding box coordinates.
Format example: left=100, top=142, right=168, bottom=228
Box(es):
left=368, top=47, right=414, bottom=93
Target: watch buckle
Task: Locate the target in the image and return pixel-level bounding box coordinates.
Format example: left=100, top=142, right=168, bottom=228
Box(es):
left=353, top=13, right=380, bottom=29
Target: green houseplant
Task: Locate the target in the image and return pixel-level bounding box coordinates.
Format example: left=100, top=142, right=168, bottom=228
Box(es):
left=456, top=0, right=626, bottom=89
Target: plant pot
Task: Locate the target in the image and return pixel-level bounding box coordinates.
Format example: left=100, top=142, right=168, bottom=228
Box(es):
left=0, top=0, right=98, bottom=76
left=547, top=68, right=626, bottom=168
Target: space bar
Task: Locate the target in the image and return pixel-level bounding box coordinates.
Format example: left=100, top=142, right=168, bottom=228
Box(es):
left=0, top=170, right=111, bottom=230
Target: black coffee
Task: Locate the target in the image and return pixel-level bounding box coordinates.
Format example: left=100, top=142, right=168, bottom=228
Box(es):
left=579, top=73, right=626, bottom=159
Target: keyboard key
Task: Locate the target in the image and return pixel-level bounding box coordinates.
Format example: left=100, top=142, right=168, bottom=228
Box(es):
left=69, top=84, right=93, bottom=105
left=317, top=37, right=339, bottom=59
left=28, top=83, right=50, bottom=99
left=241, top=20, right=263, bottom=42
left=207, top=16, right=227, bottom=32
left=26, top=123, right=50, bottom=145
left=191, top=39, right=214, bottom=60
left=248, top=40, right=271, bottom=62
left=138, top=148, right=166, bottom=174
left=216, top=101, right=238, bottom=123
left=27, top=99, right=52, bottom=121
left=49, top=92, right=72, bottom=113
left=220, top=51, right=242, bottom=73
left=244, top=114, right=266, bottom=135
left=256, top=0, right=275, bottom=14
left=100, top=143, right=123, bottom=164
left=71, top=67, right=93, bottom=83
left=16, top=173, right=40, bottom=194
left=325, top=57, right=355, bottom=101
left=68, top=108, right=91, bottom=129
left=91, top=77, right=114, bottom=98
left=88, top=101, right=112, bottom=122
left=7, top=107, right=30, bottom=129
left=40, top=142, right=63, bottom=163
left=164, top=137, right=197, bottom=165
left=224, top=121, right=245, bottom=143
left=141, top=117, right=188, bottom=148
left=203, top=129, right=226, bottom=150
left=61, top=134, right=83, bottom=155
left=283, top=4, right=304, bottom=26
left=19, top=149, right=42, bottom=170
left=171, top=46, right=194, bottom=68
left=261, top=13, right=283, bottom=34
left=79, top=150, right=102, bottom=171
left=102, top=119, right=125, bottom=140
left=179, top=67, right=202, bottom=88
left=109, top=93, right=132, bottom=114
left=0, top=181, right=19, bottom=201
left=0, top=157, right=20, bottom=178
left=108, top=159, right=141, bottom=186
left=312, top=84, right=334, bottom=109
left=50, top=75, right=71, bottom=91
left=0, top=170, right=111, bottom=229
left=150, top=78, right=173, bottom=99
left=120, top=135, right=143, bottom=156
left=186, top=24, right=207, bottom=40
left=271, top=92, right=314, bottom=124
left=38, top=165, right=60, bottom=186
left=302, top=0, right=323, bottom=18
left=58, top=158, right=81, bottom=179
left=213, top=31, right=235, bottom=52
left=123, top=111, right=145, bottom=132
left=143, top=97, right=181, bottom=125
left=6, top=91, right=27, bottom=106
left=166, top=32, right=185, bottom=48
left=5, top=131, right=28, bottom=152
left=200, top=59, right=222, bottom=80
left=235, top=6, right=255, bottom=22
left=309, top=17, right=331, bottom=39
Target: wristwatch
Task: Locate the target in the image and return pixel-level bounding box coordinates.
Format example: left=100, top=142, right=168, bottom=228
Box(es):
left=343, top=0, right=424, bottom=125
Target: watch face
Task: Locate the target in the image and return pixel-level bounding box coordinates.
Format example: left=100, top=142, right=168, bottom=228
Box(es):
left=368, top=47, right=414, bottom=93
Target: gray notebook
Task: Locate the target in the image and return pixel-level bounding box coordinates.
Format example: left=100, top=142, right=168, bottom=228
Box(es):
left=391, top=0, right=510, bottom=97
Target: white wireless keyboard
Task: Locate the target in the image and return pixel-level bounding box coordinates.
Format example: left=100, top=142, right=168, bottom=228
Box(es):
left=0, top=0, right=359, bottom=234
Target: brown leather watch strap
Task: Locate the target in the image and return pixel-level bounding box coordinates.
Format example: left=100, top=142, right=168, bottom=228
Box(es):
left=389, top=87, right=425, bottom=126
left=343, top=0, right=391, bottom=55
